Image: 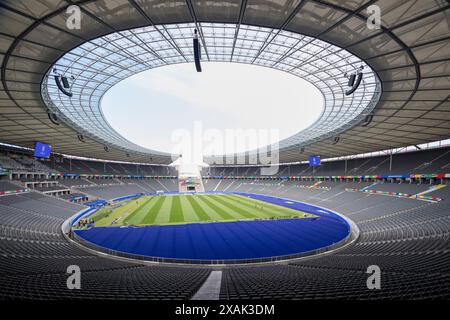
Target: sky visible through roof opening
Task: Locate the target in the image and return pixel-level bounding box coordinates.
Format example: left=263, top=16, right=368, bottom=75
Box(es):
left=102, top=62, right=324, bottom=166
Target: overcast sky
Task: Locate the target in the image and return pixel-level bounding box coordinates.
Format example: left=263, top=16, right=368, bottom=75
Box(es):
left=102, top=62, right=323, bottom=164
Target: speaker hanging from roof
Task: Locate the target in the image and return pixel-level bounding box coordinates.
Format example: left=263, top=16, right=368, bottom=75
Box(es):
left=53, top=68, right=75, bottom=97
left=54, top=75, right=73, bottom=97
left=47, top=111, right=59, bottom=125
left=53, top=68, right=74, bottom=97
left=361, top=114, right=374, bottom=127
left=347, top=74, right=356, bottom=87
left=104, top=146, right=109, bottom=152
left=77, top=134, right=85, bottom=143
left=332, top=136, right=340, bottom=145
left=193, top=29, right=202, bottom=72
left=345, top=66, right=364, bottom=96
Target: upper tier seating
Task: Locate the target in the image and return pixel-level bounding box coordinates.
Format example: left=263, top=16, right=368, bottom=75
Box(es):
left=52, top=159, right=177, bottom=176
left=0, top=155, right=25, bottom=171
left=75, top=183, right=150, bottom=200
left=203, top=147, right=450, bottom=177
left=0, top=154, right=51, bottom=172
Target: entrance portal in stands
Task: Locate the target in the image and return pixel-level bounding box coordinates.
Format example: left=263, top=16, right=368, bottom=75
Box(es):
left=175, top=163, right=205, bottom=193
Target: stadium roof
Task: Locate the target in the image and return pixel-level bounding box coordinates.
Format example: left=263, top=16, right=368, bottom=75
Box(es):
left=43, top=23, right=380, bottom=161
left=0, top=0, right=449, bottom=164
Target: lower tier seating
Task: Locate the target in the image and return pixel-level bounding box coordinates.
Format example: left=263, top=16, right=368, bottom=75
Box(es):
left=0, top=181, right=449, bottom=299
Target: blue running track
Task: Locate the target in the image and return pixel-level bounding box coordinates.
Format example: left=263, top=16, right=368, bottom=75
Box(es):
left=74, top=193, right=350, bottom=262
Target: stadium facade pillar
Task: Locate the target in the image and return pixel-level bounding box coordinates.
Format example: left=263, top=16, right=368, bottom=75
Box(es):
left=389, top=153, right=393, bottom=172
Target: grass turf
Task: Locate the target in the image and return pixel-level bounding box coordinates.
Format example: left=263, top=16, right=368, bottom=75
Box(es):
left=89, top=194, right=316, bottom=227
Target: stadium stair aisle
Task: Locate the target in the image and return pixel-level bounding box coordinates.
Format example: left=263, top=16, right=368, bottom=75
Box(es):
left=191, top=270, right=223, bottom=300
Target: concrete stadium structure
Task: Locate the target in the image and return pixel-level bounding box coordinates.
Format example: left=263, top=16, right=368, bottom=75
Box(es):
left=0, top=0, right=449, bottom=301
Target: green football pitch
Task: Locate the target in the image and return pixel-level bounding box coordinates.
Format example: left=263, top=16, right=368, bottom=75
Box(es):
left=88, top=194, right=316, bottom=227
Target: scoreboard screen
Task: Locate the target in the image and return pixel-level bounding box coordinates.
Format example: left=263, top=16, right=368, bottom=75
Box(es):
left=308, top=155, right=321, bottom=167
left=34, top=142, right=52, bottom=158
